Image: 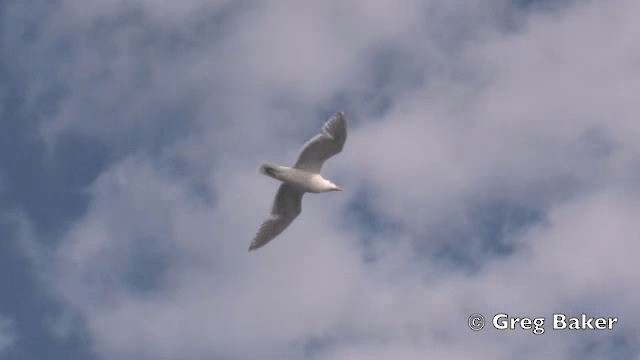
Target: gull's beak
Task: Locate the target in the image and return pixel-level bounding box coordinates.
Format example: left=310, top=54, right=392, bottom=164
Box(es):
left=335, top=186, right=344, bottom=192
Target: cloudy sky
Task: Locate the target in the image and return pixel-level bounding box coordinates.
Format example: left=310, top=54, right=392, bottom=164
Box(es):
left=1, top=0, right=640, bottom=359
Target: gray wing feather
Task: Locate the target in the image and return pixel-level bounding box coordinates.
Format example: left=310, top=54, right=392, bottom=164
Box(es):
left=293, top=112, right=347, bottom=173
left=249, top=184, right=304, bottom=251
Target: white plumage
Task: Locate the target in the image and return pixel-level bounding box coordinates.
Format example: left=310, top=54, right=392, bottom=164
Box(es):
left=250, top=111, right=347, bottom=251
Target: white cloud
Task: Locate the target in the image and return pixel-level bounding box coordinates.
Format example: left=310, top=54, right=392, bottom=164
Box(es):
left=12, top=0, right=640, bottom=359
left=0, top=315, right=16, bottom=355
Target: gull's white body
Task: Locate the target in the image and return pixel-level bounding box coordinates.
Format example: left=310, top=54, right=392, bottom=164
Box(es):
left=261, top=165, right=337, bottom=193
left=250, top=111, right=347, bottom=251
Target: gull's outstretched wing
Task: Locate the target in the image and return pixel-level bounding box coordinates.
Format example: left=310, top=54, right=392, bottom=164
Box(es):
left=293, top=111, right=347, bottom=174
left=249, top=184, right=304, bottom=251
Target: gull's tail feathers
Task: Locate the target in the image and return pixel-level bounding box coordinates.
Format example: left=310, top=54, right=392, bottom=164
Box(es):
left=257, top=161, right=279, bottom=177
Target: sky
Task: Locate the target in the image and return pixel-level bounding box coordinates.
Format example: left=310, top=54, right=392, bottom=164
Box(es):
left=1, top=0, right=640, bottom=359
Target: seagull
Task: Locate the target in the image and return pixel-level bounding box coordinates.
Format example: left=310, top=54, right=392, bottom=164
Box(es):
left=249, top=111, right=347, bottom=251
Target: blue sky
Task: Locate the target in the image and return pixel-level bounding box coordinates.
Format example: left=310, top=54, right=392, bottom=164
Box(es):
left=1, top=0, right=639, bottom=359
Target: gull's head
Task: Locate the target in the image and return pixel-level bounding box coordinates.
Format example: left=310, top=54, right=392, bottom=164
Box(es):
left=321, top=178, right=343, bottom=192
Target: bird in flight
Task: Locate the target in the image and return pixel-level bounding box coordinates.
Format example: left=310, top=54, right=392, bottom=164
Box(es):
left=249, top=111, right=347, bottom=251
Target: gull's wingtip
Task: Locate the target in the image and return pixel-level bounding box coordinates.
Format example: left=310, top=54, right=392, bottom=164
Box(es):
left=248, top=240, right=261, bottom=252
